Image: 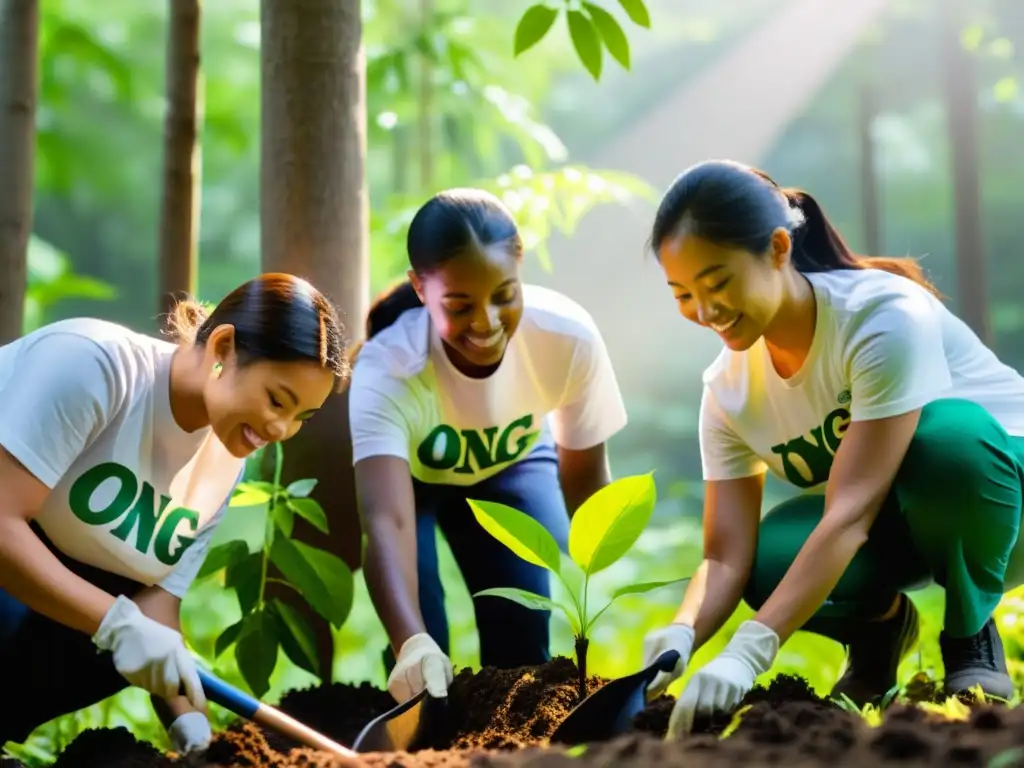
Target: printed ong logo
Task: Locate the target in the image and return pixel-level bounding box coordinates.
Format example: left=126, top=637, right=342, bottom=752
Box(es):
left=416, top=413, right=539, bottom=474
left=770, top=406, right=851, bottom=488
left=69, top=462, right=199, bottom=565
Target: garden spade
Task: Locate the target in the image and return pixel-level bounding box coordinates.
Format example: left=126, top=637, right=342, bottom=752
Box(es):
left=548, top=649, right=681, bottom=746
left=351, top=688, right=449, bottom=753
left=193, top=668, right=363, bottom=766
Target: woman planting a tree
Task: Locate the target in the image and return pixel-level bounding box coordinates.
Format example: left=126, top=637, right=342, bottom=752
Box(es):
left=349, top=187, right=628, bottom=705
left=638, top=159, right=1024, bottom=737
left=0, top=274, right=345, bottom=754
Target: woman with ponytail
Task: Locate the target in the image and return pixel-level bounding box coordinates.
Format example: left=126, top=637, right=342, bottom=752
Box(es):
left=0, top=273, right=345, bottom=753
left=636, top=159, right=1024, bottom=736
left=348, top=188, right=628, bottom=706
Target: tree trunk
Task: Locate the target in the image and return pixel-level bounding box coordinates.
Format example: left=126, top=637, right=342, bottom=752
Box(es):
left=941, top=0, right=988, bottom=343
left=417, top=0, right=434, bottom=190
left=260, top=0, right=369, bottom=682
left=0, top=0, right=39, bottom=344
left=158, top=0, right=203, bottom=321
left=857, top=81, right=881, bottom=256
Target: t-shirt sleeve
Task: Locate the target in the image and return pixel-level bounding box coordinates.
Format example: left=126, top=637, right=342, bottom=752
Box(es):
left=348, top=349, right=413, bottom=464
left=157, top=467, right=243, bottom=599
left=699, top=386, right=766, bottom=481
left=845, top=292, right=952, bottom=422
left=550, top=324, right=628, bottom=451
left=0, top=332, right=124, bottom=489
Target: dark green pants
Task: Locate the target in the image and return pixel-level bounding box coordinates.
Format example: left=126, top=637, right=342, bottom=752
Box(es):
left=744, top=398, right=1024, bottom=640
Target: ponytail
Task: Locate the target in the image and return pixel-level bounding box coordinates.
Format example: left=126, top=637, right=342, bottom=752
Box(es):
left=782, top=189, right=941, bottom=298
left=346, top=279, right=425, bottom=366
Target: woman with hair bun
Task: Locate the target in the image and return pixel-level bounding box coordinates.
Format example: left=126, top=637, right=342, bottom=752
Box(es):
left=0, top=273, right=346, bottom=754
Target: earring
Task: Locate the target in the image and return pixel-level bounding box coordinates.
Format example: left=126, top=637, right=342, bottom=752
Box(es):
left=212, top=362, right=223, bottom=379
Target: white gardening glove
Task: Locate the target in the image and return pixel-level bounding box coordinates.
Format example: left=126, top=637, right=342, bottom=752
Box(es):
left=667, top=620, right=779, bottom=739
left=386, top=632, right=454, bottom=704
left=642, top=622, right=695, bottom=700
left=167, top=711, right=212, bottom=755
left=92, top=595, right=206, bottom=711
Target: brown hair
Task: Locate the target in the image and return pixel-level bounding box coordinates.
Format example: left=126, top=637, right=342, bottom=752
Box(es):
left=165, top=272, right=350, bottom=385
left=649, top=159, right=941, bottom=297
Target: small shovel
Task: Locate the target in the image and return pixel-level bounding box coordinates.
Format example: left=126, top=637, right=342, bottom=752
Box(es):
left=193, top=668, right=363, bottom=766
left=548, top=649, right=681, bottom=746
left=352, top=689, right=449, bottom=753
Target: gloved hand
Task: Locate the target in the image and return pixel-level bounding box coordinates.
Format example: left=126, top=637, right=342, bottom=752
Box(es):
left=667, top=620, right=779, bottom=739
left=642, top=622, right=696, bottom=700
left=92, top=595, right=206, bottom=711
left=167, top=711, right=212, bottom=755
left=387, top=632, right=453, bottom=704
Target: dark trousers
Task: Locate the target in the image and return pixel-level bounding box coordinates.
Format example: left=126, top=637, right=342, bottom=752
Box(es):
left=385, top=443, right=570, bottom=671
left=0, top=524, right=141, bottom=745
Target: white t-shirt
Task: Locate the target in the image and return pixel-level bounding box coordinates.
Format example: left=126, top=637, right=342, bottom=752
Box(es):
left=0, top=318, right=244, bottom=598
left=699, top=268, right=1024, bottom=492
left=348, top=284, right=628, bottom=486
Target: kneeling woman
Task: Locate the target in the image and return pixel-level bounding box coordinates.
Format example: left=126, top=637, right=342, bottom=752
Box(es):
left=638, top=160, right=1024, bottom=736
left=0, top=274, right=345, bottom=753
left=349, top=188, right=628, bottom=704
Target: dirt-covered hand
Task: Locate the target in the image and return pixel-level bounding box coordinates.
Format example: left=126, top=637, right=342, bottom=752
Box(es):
left=641, top=622, right=695, bottom=700
left=167, top=711, right=212, bottom=754
left=387, top=632, right=454, bottom=704
left=667, top=620, right=778, bottom=739
left=92, top=595, right=206, bottom=711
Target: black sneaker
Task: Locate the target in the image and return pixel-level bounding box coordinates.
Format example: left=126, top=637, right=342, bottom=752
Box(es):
left=940, top=617, right=1014, bottom=701
left=830, top=593, right=920, bottom=707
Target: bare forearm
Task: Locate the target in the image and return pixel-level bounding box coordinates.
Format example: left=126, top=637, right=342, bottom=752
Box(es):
left=754, top=519, right=866, bottom=643
left=0, top=517, right=115, bottom=635
left=673, top=558, right=748, bottom=650
left=363, top=519, right=426, bottom=651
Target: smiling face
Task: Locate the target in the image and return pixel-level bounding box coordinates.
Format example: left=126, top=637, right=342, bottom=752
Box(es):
left=657, top=228, right=792, bottom=351
left=201, top=328, right=336, bottom=457
left=411, top=242, right=524, bottom=375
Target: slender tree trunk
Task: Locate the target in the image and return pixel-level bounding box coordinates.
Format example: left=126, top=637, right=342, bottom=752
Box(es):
left=940, top=0, right=988, bottom=343
left=158, top=0, right=203, bottom=320
left=857, top=82, right=881, bottom=256
left=417, top=0, right=434, bottom=190
left=260, top=0, right=369, bottom=681
left=0, top=0, right=39, bottom=343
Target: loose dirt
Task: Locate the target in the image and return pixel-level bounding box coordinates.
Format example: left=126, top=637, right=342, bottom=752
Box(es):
left=40, top=658, right=1024, bottom=768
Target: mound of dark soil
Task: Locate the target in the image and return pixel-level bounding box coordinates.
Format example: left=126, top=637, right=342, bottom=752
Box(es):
left=44, top=662, right=1024, bottom=768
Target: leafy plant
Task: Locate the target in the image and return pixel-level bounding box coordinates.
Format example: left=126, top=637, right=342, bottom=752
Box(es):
left=194, top=443, right=354, bottom=698
left=467, top=473, right=687, bottom=700
left=514, top=0, right=652, bottom=81
left=23, top=234, right=117, bottom=333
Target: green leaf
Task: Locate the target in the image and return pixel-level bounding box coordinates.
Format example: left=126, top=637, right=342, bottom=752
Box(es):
left=271, top=599, right=320, bottom=678
left=269, top=536, right=354, bottom=628
left=474, top=587, right=580, bottom=636
left=568, top=473, right=657, bottom=575
left=231, top=484, right=272, bottom=507
left=286, top=478, right=318, bottom=498
left=514, top=4, right=559, bottom=56
left=195, top=540, right=249, bottom=580
left=466, top=499, right=562, bottom=573
left=226, top=552, right=263, bottom=615
left=585, top=577, right=689, bottom=633
left=235, top=608, right=279, bottom=698
left=272, top=502, right=295, bottom=537
left=584, top=3, right=630, bottom=69
left=214, top=619, right=244, bottom=658
left=295, top=542, right=355, bottom=628
left=567, top=10, right=602, bottom=80
left=288, top=498, right=329, bottom=534
left=616, top=0, right=651, bottom=28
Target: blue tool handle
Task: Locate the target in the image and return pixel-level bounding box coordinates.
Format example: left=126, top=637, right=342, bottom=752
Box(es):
left=197, top=667, right=260, bottom=719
